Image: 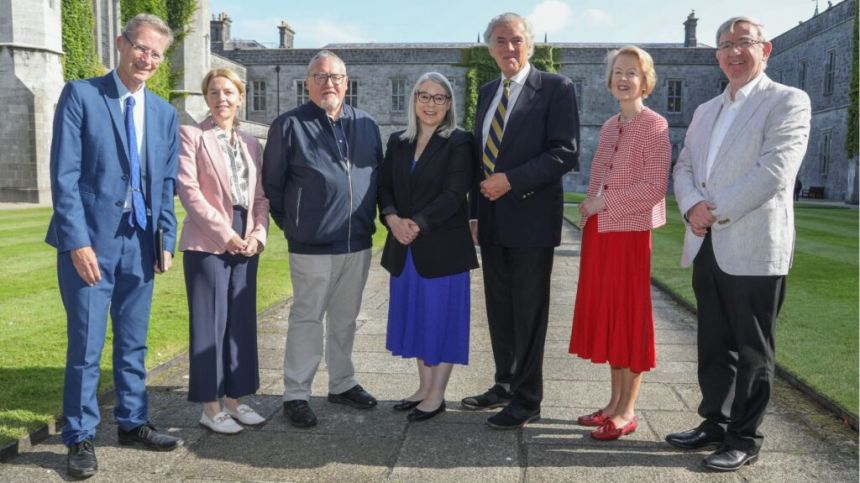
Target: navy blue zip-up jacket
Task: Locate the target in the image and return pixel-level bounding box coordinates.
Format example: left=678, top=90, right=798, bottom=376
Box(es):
left=262, top=102, right=382, bottom=254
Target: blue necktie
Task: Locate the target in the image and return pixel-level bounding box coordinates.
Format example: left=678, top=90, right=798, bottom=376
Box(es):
left=125, top=96, right=147, bottom=230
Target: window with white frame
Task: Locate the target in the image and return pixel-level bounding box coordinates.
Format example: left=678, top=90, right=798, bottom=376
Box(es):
left=345, top=80, right=359, bottom=108
left=251, top=80, right=266, bottom=112
left=295, top=80, right=309, bottom=107
left=391, top=78, right=407, bottom=112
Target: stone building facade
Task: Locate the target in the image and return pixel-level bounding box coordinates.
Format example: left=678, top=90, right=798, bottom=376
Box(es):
left=211, top=20, right=724, bottom=191
left=767, top=0, right=857, bottom=201
left=0, top=0, right=855, bottom=202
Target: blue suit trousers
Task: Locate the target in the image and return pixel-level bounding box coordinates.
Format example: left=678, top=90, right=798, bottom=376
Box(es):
left=59, top=216, right=154, bottom=446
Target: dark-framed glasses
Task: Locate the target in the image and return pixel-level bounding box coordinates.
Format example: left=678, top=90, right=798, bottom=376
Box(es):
left=122, top=31, right=164, bottom=63
left=310, top=73, right=347, bottom=85
left=416, top=92, right=450, bottom=105
left=717, top=39, right=764, bottom=52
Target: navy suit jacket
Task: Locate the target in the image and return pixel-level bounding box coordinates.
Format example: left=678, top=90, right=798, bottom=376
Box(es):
left=472, top=66, right=580, bottom=247
left=45, top=73, right=179, bottom=259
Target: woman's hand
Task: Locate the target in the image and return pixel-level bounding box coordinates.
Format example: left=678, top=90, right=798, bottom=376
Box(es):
left=386, top=214, right=419, bottom=246
left=224, top=233, right=248, bottom=255
left=241, top=237, right=260, bottom=257
left=579, top=196, right=606, bottom=218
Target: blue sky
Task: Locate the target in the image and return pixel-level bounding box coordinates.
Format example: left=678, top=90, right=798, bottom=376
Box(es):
left=210, top=0, right=831, bottom=48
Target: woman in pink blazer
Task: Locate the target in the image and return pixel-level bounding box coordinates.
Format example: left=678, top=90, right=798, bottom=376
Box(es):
left=568, top=46, right=671, bottom=440
left=177, top=68, right=269, bottom=434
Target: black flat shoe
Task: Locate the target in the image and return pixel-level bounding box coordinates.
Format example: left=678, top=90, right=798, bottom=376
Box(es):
left=407, top=402, right=446, bottom=422
left=461, top=386, right=512, bottom=410
left=328, top=384, right=378, bottom=409
left=486, top=405, right=540, bottom=429
left=393, top=399, right=422, bottom=411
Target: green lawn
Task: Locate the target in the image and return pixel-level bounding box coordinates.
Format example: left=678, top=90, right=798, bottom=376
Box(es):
left=563, top=196, right=859, bottom=416
left=0, top=205, right=387, bottom=447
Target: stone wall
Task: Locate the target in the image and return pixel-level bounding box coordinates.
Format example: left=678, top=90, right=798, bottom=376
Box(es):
left=768, top=0, right=856, bottom=200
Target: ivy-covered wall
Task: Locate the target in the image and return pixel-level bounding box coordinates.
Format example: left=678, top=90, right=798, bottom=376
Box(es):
left=61, top=0, right=105, bottom=81
left=459, top=45, right=558, bottom=131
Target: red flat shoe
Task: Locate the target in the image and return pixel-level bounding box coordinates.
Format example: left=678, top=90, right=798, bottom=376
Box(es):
left=590, top=417, right=638, bottom=441
left=577, top=409, right=609, bottom=427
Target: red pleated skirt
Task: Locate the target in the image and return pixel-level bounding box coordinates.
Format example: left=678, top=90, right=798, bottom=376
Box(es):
left=569, top=217, right=656, bottom=372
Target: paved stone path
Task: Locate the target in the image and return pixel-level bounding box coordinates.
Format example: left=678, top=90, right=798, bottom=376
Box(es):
left=2, top=222, right=857, bottom=481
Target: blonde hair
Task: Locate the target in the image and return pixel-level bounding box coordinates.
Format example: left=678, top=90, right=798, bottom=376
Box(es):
left=604, top=45, right=657, bottom=98
left=200, top=68, right=246, bottom=97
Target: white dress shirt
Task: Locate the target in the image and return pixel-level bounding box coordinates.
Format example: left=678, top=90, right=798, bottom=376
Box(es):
left=112, top=70, right=147, bottom=209
left=705, top=73, right=764, bottom=179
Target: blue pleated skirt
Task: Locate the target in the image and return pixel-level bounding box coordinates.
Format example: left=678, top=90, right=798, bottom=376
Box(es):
left=386, top=248, right=470, bottom=365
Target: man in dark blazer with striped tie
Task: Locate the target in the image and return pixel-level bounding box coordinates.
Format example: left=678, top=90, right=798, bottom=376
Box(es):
left=462, top=12, right=579, bottom=429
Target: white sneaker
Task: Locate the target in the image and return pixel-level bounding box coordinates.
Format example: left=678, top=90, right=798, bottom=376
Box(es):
left=225, top=404, right=266, bottom=425
left=199, top=411, right=243, bottom=434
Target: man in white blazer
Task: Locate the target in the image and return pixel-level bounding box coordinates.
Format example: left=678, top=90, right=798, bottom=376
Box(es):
left=667, top=16, right=811, bottom=472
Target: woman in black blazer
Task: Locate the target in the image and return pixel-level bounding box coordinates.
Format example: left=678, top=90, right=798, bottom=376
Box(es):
left=379, top=72, right=478, bottom=422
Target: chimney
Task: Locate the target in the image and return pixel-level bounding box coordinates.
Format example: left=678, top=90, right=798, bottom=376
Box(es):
left=278, top=21, right=295, bottom=49
left=684, top=10, right=698, bottom=47
left=210, top=12, right=231, bottom=43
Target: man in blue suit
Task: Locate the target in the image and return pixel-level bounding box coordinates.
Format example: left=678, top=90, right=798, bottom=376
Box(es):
left=46, top=13, right=182, bottom=479
left=462, top=12, right=579, bottom=429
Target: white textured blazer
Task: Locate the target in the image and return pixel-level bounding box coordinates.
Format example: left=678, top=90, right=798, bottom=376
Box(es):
left=673, top=74, right=811, bottom=276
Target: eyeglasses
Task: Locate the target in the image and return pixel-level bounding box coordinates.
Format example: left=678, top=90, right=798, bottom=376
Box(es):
left=310, top=73, right=347, bottom=85
left=717, top=39, right=765, bottom=52
left=416, top=92, right=450, bottom=105
left=122, top=32, right=164, bottom=63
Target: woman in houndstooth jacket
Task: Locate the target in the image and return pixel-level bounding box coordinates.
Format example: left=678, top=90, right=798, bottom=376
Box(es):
left=568, top=45, right=671, bottom=441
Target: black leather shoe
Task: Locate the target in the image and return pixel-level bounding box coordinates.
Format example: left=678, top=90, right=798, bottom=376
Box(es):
left=665, top=425, right=724, bottom=449
left=117, top=423, right=182, bottom=451
left=461, top=386, right=513, bottom=410
left=407, top=402, right=446, bottom=422
left=486, top=405, right=540, bottom=429
left=67, top=438, right=97, bottom=479
left=328, top=384, right=378, bottom=409
left=393, top=399, right=422, bottom=411
left=702, top=446, right=758, bottom=471
left=283, top=400, right=318, bottom=428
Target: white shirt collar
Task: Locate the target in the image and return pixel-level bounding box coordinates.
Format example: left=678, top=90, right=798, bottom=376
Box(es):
left=111, top=70, right=146, bottom=103
left=503, top=62, right=531, bottom=86
left=723, top=72, right=764, bottom=105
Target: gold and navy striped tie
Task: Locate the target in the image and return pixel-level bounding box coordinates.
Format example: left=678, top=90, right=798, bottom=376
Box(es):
left=482, top=79, right=512, bottom=179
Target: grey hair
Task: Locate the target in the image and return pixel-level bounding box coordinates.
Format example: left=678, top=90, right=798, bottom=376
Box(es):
left=306, top=50, right=347, bottom=76
left=123, top=13, right=173, bottom=47
left=715, top=16, right=769, bottom=44
left=400, top=72, right=458, bottom=142
left=483, top=12, right=535, bottom=59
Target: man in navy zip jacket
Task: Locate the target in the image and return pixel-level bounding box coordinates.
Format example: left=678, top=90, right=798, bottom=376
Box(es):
left=263, top=50, right=382, bottom=428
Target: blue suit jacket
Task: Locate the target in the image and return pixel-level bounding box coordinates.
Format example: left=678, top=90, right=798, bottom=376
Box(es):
left=46, top=73, right=179, bottom=258
left=471, top=66, right=580, bottom=247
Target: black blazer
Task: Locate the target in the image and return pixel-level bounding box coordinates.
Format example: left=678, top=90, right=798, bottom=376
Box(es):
left=471, top=66, right=580, bottom=247
left=379, top=129, right=478, bottom=278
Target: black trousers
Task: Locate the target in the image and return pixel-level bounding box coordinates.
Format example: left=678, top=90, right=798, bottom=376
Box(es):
left=480, top=245, right=554, bottom=411
left=693, top=233, right=785, bottom=452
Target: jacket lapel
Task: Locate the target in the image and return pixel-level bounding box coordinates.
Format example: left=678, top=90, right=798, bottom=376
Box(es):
left=200, top=119, right=233, bottom=197
left=101, top=74, right=130, bottom=171
left=475, top=79, right=500, bottom=142
left=695, top=98, right=724, bottom=172
left=712, top=76, right=771, bottom=172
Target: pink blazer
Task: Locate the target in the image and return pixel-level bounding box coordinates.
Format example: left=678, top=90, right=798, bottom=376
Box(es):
left=177, top=118, right=269, bottom=254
